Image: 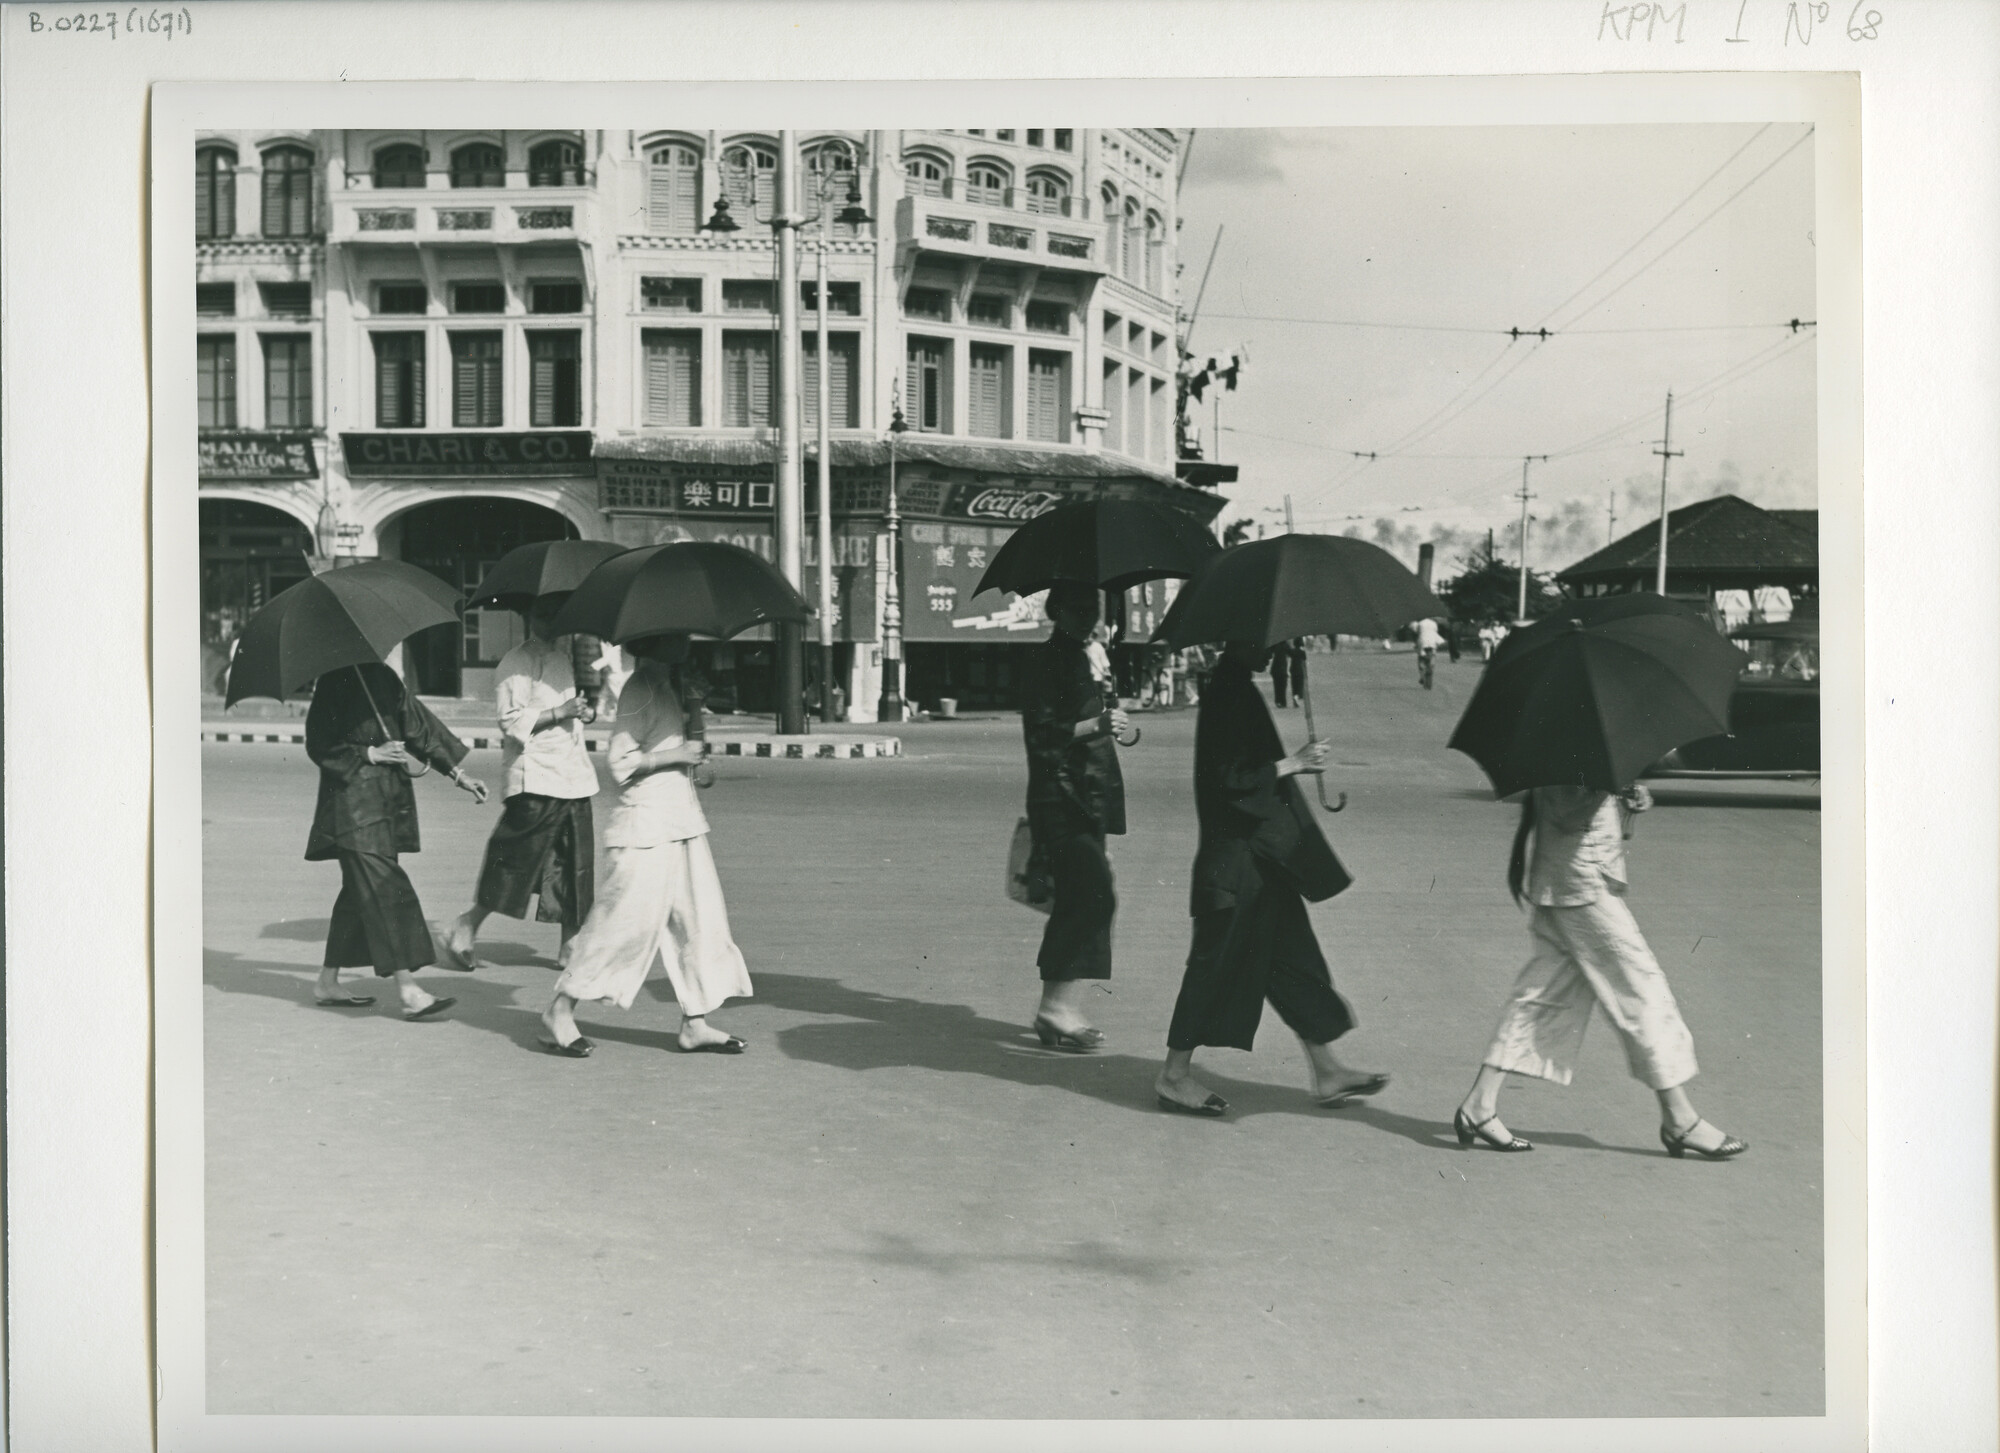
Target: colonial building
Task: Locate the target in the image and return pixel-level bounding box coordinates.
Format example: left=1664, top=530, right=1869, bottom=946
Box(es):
left=196, top=127, right=1224, bottom=713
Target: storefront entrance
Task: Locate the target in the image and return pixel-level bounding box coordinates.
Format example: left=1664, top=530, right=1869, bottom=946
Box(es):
left=905, top=643, right=1029, bottom=714
left=394, top=498, right=575, bottom=698
left=200, top=499, right=315, bottom=696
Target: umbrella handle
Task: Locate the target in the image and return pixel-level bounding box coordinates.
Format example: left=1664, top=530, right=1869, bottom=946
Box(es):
left=352, top=664, right=431, bottom=778
left=1297, top=667, right=1346, bottom=811
left=1115, top=724, right=1142, bottom=747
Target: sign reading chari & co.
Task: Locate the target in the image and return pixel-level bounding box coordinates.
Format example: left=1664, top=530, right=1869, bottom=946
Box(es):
left=200, top=432, right=319, bottom=480
left=340, top=432, right=594, bottom=478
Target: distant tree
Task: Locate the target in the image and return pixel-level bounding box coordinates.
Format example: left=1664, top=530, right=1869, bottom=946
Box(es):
left=1438, top=536, right=1568, bottom=624
left=1221, top=518, right=1253, bottom=547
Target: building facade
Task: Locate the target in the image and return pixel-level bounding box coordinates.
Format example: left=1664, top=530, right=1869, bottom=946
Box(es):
left=196, top=127, right=1223, bottom=714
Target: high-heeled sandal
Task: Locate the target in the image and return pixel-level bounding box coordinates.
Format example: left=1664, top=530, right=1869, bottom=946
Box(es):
left=1454, top=1107, right=1533, bottom=1152
left=1033, top=1017, right=1105, bottom=1052
left=1659, top=1118, right=1747, bottom=1160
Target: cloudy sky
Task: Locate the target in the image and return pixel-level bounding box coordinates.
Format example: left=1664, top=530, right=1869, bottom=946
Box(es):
left=1174, top=124, right=1818, bottom=576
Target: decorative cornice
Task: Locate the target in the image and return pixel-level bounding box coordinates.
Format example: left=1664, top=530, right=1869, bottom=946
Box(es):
left=616, top=233, right=878, bottom=255
left=197, top=238, right=325, bottom=261
left=1099, top=274, right=1173, bottom=314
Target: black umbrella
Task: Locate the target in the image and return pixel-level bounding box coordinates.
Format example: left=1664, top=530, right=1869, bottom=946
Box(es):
left=466, top=539, right=629, bottom=611
left=224, top=560, right=462, bottom=734
left=1154, top=535, right=1447, bottom=813
left=1448, top=594, right=1743, bottom=796
left=973, top=497, right=1220, bottom=597
left=550, top=541, right=811, bottom=644
left=1151, top=534, right=1447, bottom=650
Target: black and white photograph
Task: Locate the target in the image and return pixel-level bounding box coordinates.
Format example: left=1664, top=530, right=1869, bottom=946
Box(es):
left=159, top=96, right=1861, bottom=1438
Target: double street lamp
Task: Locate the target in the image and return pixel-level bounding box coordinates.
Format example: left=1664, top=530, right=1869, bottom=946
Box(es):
left=702, top=133, right=871, bottom=734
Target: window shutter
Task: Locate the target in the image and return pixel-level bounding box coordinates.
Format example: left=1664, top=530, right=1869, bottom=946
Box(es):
left=262, top=165, right=281, bottom=237
left=1027, top=354, right=1064, bottom=442
left=723, top=341, right=745, bottom=427
left=375, top=338, right=400, bottom=426
left=645, top=332, right=700, bottom=426
left=674, top=164, right=697, bottom=232
left=970, top=349, right=1004, bottom=437
left=454, top=338, right=478, bottom=424
left=195, top=161, right=212, bottom=239
left=532, top=349, right=555, bottom=426
left=648, top=167, right=673, bottom=231
left=748, top=337, right=772, bottom=426
left=831, top=334, right=856, bottom=428
left=409, top=340, right=425, bottom=428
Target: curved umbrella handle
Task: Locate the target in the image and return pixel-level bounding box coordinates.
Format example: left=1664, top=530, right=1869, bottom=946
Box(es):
left=692, top=757, right=717, bottom=790
left=1315, top=775, right=1348, bottom=813
left=1116, top=724, right=1142, bottom=747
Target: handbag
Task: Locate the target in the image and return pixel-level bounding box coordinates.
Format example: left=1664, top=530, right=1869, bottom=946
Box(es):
left=1251, top=776, right=1354, bottom=902
left=1006, top=816, right=1055, bottom=914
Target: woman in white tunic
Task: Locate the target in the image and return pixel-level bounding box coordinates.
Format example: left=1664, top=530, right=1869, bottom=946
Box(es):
left=538, top=633, right=752, bottom=1057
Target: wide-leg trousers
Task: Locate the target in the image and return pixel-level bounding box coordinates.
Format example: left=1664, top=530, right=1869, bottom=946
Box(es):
left=324, top=850, right=436, bottom=978
left=473, top=792, right=595, bottom=928
left=553, top=834, right=751, bottom=1018
left=1482, top=893, right=1699, bottom=1091
left=1167, top=879, right=1354, bottom=1052
left=1036, top=829, right=1116, bottom=982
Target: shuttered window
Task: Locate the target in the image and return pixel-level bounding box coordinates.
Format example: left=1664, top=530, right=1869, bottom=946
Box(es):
left=450, top=332, right=504, bottom=427
left=1026, top=350, right=1069, bottom=443
left=1121, top=207, right=1142, bottom=282
left=802, top=332, right=860, bottom=430
left=1126, top=368, right=1148, bottom=458
left=968, top=344, right=1010, bottom=438
left=450, top=142, right=505, bottom=188
left=646, top=145, right=701, bottom=234
left=642, top=329, right=701, bottom=426
left=721, top=332, right=774, bottom=428
left=1101, top=360, right=1123, bottom=453
left=197, top=336, right=236, bottom=429
left=196, top=147, right=236, bottom=239
left=262, top=335, right=312, bottom=428
left=373, top=143, right=425, bottom=189
left=907, top=336, right=950, bottom=433
left=528, top=138, right=585, bottom=187
left=260, top=145, right=314, bottom=238
left=528, top=331, right=581, bottom=428
left=373, top=333, right=425, bottom=428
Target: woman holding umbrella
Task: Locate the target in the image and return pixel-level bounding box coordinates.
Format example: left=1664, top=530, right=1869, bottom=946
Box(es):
left=534, top=541, right=800, bottom=1057
left=226, top=558, right=491, bottom=1017
left=445, top=540, right=625, bottom=973
left=304, top=661, right=488, bottom=1018
left=1447, top=596, right=1749, bottom=1158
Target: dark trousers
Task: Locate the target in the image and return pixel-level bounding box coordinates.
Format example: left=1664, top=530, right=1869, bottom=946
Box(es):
left=474, top=793, right=595, bottom=928
left=325, top=850, right=436, bottom=978
left=1037, top=829, right=1116, bottom=981
left=1167, top=880, right=1354, bottom=1051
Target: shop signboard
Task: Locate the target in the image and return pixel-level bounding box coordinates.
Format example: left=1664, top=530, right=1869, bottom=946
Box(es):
left=340, top=431, right=594, bottom=477
left=901, top=520, right=1046, bottom=643
left=200, top=432, right=319, bottom=480
left=599, top=457, right=776, bottom=515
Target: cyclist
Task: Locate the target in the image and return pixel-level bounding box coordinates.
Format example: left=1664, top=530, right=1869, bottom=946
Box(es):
left=1414, top=617, right=1444, bottom=689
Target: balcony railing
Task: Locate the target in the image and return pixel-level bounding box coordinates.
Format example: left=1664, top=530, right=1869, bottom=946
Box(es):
left=346, top=168, right=598, bottom=190
left=902, top=176, right=1093, bottom=220
left=333, top=189, right=592, bottom=243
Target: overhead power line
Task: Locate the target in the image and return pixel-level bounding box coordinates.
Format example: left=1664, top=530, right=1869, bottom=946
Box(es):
left=1201, top=312, right=1815, bottom=337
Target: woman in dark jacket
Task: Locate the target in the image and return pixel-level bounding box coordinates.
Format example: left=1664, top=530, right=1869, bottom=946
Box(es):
left=1154, top=641, right=1389, bottom=1115
left=305, top=663, right=487, bottom=1018
left=1019, top=581, right=1130, bottom=1049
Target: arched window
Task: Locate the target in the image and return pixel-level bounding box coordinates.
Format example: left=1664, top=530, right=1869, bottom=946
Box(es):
left=965, top=160, right=1010, bottom=206
left=449, top=141, right=505, bottom=188
left=645, top=141, right=701, bottom=234
left=1122, top=198, right=1142, bottom=282
left=721, top=140, right=777, bottom=214
left=528, top=137, right=585, bottom=187
left=1144, top=211, right=1165, bottom=293
left=904, top=149, right=950, bottom=198
left=372, top=143, right=426, bottom=190
left=196, top=145, right=236, bottom=239
left=1024, top=168, right=1069, bottom=217
left=260, top=144, right=315, bottom=239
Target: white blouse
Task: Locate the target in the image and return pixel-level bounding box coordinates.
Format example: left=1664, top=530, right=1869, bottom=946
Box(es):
left=603, top=665, right=710, bottom=847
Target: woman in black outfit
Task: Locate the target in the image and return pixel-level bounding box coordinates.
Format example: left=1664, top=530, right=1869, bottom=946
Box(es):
left=1019, top=581, right=1130, bottom=1050
left=1155, top=641, right=1389, bottom=1115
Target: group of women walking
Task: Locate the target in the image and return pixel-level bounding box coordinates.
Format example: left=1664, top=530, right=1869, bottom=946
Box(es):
left=300, top=584, right=1745, bottom=1160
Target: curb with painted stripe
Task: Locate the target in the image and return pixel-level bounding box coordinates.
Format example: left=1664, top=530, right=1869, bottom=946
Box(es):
left=200, top=729, right=903, bottom=760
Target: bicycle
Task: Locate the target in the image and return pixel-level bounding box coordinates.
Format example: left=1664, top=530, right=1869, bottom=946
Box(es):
left=1417, top=648, right=1436, bottom=690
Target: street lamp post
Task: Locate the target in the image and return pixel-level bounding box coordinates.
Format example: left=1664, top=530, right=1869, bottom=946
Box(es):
left=812, top=161, right=871, bottom=723
left=773, top=132, right=807, bottom=735
left=878, top=381, right=908, bottom=723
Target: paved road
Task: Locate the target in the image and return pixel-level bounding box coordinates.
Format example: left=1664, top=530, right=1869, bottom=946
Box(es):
left=200, top=649, right=1823, bottom=1419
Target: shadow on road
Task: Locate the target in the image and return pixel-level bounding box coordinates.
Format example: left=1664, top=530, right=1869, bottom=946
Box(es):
left=208, top=939, right=1661, bottom=1158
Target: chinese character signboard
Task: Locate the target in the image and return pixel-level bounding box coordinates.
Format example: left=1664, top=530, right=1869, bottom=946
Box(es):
left=340, top=432, right=594, bottom=477
left=599, top=458, right=776, bottom=515
left=200, top=432, right=319, bottom=481
left=901, top=521, right=1046, bottom=642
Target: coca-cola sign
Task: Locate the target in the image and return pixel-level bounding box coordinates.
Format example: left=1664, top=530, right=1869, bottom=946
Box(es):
left=960, top=486, right=1067, bottom=522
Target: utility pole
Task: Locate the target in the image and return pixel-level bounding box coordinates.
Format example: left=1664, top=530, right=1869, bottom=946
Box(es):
left=1284, top=494, right=1295, bottom=532
left=1653, top=391, right=1683, bottom=596
left=814, top=197, right=835, bottom=723
left=877, top=379, right=908, bottom=722
left=1515, top=455, right=1547, bottom=622
left=1607, top=491, right=1618, bottom=546
left=773, top=131, right=806, bottom=734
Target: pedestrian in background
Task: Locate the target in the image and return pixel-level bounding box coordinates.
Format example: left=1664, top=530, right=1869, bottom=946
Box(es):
left=1415, top=617, right=1444, bottom=688
left=1286, top=638, right=1309, bottom=706
left=448, top=594, right=599, bottom=974
left=1020, top=581, right=1129, bottom=1050
left=1154, top=641, right=1389, bottom=1116
left=540, top=633, right=751, bottom=1058
left=304, top=662, right=487, bottom=1019
left=1452, top=784, right=1747, bottom=1159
